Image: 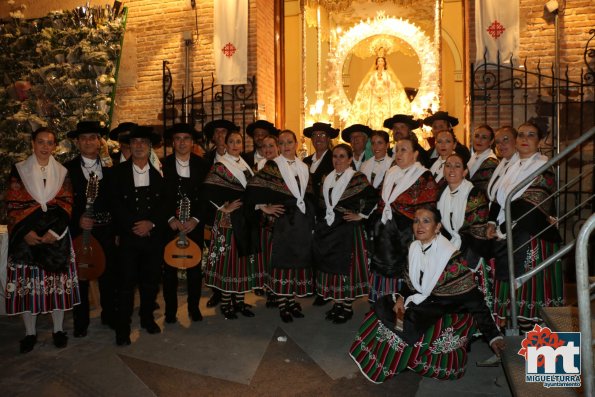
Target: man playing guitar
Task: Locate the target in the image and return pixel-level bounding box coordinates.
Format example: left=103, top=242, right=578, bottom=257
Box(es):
left=65, top=121, right=116, bottom=337
left=162, top=123, right=209, bottom=323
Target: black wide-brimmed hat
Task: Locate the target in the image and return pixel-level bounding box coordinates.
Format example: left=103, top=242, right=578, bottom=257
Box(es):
left=67, top=120, right=108, bottom=139
left=109, top=122, right=138, bottom=141
left=164, top=123, right=200, bottom=140
left=246, top=120, right=279, bottom=137
left=422, top=111, right=459, bottom=127
left=382, top=114, right=420, bottom=131
left=119, top=125, right=162, bottom=145
left=203, top=119, right=240, bottom=142
left=303, top=122, right=339, bottom=139
left=341, top=124, right=372, bottom=142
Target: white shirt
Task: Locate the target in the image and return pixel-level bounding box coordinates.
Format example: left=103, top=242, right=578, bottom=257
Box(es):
left=133, top=163, right=150, bottom=187
left=175, top=157, right=190, bottom=178
left=81, top=156, right=103, bottom=180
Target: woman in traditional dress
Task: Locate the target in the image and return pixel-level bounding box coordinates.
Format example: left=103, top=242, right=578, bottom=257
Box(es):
left=345, top=53, right=410, bottom=130
left=255, top=134, right=279, bottom=171
left=486, top=121, right=564, bottom=329
left=5, top=127, right=80, bottom=353
left=437, top=153, right=492, bottom=305
left=359, top=130, right=393, bottom=192
left=467, top=124, right=499, bottom=193
left=246, top=130, right=314, bottom=322
left=486, top=126, right=519, bottom=207
left=368, top=137, right=438, bottom=302
left=312, top=144, right=378, bottom=323
left=252, top=134, right=280, bottom=301
left=482, top=126, right=519, bottom=323
left=350, top=207, right=505, bottom=383
left=429, top=129, right=457, bottom=192
left=203, top=130, right=257, bottom=319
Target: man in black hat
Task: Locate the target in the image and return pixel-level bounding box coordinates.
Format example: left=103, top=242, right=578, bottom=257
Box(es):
left=341, top=124, right=372, bottom=171
left=109, top=126, right=165, bottom=345
left=161, top=123, right=209, bottom=324
left=65, top=121, right=116, bottom=337
left=303, top=122, right=338, bottom=199
left=303, top=122, right=338, bottom=306
left=109, top=122, right=138, bottom=165
left=202, top=119, right=239, bottom=165
left=422, top=111, right=470, bottom=164
left=383, top=114, right=430, bottom=168
left=244, top=120, right=279, bottom=170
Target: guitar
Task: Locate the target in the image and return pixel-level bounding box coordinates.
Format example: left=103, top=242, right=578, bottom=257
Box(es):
left=73, top=172, right=106, bottom=281
left=163, top=196, right=202, bottom=269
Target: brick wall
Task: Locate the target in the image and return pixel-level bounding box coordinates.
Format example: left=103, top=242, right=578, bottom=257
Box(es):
left=469, top=0, right=595, bottom=82
left=467, top=0, right=595, bottom=134
left=0, top=0, right=276, bottom=129
left=255, top=0, right=276, bottom=123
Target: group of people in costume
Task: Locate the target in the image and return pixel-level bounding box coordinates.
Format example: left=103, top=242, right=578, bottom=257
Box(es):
left=3, top=110, right=563, bottom=383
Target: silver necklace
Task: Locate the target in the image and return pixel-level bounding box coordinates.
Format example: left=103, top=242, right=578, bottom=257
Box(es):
left=133, top=164, right=148, bottom=174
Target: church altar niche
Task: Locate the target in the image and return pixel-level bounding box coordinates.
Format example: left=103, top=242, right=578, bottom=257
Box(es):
left=302, top=0, right=442, bottom=139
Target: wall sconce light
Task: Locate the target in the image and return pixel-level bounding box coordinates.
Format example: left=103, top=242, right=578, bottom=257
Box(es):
left=545, top=0, right=559, bottom=14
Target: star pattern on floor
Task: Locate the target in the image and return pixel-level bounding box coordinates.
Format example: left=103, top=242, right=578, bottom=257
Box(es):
left=119, top=327, right=420, bottom=397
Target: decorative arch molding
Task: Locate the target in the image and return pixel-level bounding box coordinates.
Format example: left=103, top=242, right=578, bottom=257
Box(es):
left=441, top=28, right=463, bottom=81
left=328, top=14, right=440, bottom=122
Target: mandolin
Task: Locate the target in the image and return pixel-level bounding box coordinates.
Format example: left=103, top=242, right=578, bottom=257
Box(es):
left=73, top=172, right=106, bottom=281
left=164, top=196, right=202, bottom=269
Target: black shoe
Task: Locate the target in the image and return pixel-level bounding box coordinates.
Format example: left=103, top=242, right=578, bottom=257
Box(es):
left=235, top=303, right=255, bottom=318
left=116, top=333, right=131, bottom=346
left=280, top=310, right=293, bottom=323
left=254, top=288, right=265, bottom=296
left=207, top=292, right=221, bottom=308
left=141, top=320, right=161, bottom=334
left=325, top=304, right=342, bottom=321
left=313, top=295, right=329, bottom=306
left=19, top=335, right=37, bottom=354
left=289, top=303, right=304, bottom=319
left=222, top=305, right=237, bottom=320
left=73, top=328, right=88, bottom=338
left=52, top=331, right=68, bottom=348
left=333, top=309, right=353, bottom=324
left=265, top=294, right=278, bottom=308
left=165, top=314, right=177, bottom=324
left=189, top=309, right=203, bottom=322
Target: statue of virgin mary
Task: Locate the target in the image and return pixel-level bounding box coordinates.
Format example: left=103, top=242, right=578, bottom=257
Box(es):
left=345, top=49, right=411, bottom=130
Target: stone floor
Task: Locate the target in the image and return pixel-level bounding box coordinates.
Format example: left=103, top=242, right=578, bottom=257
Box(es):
left=0, top=287, right=512, bottom=397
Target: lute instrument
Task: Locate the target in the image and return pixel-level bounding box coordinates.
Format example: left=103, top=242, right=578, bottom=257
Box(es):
left=163, top=196, right=202, bottom=269
left=73, top=172, right=106, bottom=281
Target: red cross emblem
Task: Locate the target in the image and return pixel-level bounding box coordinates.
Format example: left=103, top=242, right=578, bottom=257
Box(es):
left=487, top=20, right=505, bottom=39
left=222, top=42, right=237, bottom=58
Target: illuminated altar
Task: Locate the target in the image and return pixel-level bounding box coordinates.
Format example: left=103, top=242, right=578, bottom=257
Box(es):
left=299, top=0, right=445, bottom=145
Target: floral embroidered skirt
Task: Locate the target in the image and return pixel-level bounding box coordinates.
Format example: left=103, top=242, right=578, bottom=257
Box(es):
left=492, top=238, right=564, bottom=321
left=349, top=311, right=476, bottom=383
left=5, top=248, right=80, bottom=315
left=368, top=273, right=400, bottom=303
left=316, top=226, right=369, bottom=301
left=204, top=211, right=258, bottom=293
left=471, top=257, right=495, bottom=315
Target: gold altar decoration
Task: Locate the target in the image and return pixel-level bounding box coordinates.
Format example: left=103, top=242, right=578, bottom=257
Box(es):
left=327, top=12, right=440, bottom=127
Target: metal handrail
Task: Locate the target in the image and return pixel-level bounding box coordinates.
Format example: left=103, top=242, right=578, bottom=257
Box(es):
left=505, top=125, right=595, bottom=332
left=575, top=213, right=595, bottom=397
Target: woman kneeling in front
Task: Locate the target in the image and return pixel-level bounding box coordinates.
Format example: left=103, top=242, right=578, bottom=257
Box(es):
left=349, top=206, right=504, bottom=382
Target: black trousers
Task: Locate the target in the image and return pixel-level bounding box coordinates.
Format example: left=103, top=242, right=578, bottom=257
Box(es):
left=114, top=234, right=162, bottom=335
left=163, top=264, right=202, bottom=317
left=73, top=225, right=117, bottom=331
